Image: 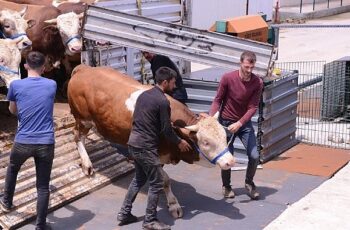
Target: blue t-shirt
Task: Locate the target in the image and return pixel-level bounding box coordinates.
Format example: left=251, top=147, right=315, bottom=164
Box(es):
left=7, top=77, right=57, bottom=144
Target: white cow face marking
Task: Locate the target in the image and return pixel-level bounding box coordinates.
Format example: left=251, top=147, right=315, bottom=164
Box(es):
left=186, top=117, right=235, bottom=170
left=55, top=12, right=82, bottom=55
left=0, top=39, right=22, bottom=87
left=0, top=9, right=32, bottom=50
left=125, top=89, right=146, bottom=114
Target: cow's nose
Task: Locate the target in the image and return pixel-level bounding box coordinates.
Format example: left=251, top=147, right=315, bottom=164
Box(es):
left=71, top=46, right=81, bottom=52
left=23, top=40, right=32, bottom=47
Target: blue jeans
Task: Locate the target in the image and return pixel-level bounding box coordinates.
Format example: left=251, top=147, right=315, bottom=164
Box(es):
left=2, top=143, right=54, bottom=230
left=220, top=118, right=260, bottom=187
left=119, top=146, right=164, bottom=224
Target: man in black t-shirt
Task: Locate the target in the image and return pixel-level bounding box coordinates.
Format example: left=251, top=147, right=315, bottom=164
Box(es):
left=142, top=51, right=188, bottom=104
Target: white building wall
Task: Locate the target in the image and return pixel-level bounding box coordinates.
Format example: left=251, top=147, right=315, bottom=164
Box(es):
left=189, top=0, right=274, bottom=30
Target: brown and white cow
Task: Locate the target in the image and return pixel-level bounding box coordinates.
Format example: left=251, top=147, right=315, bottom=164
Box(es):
left=67, top=64, right=235, bottom=218
left=0, top=7, right=34, bottom=51
left=0, top=0, right=82, bottom=71
left=0, top=37, right=23, bottom=87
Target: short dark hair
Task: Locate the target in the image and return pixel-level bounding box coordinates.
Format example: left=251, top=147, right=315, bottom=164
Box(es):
left=240, top=51, right=256, bottom=64
left=26, top=51, right=45, bottom=70
left=155, top=67, right=177, bottom=84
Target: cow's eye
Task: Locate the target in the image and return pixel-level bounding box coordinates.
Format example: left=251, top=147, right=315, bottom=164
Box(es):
left=4, top=25, right=10, bottom=29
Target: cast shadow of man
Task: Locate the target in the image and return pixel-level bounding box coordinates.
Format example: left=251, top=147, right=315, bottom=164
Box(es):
left=155, top=179, right=246, bottom=226
left=47, top=204, right=95, bottom=230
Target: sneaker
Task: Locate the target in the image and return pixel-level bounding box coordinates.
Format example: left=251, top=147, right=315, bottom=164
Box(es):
left=0, top=199, right=12, bottom=213
left=117, top=212, right=138, bottom=225
left=142, top=220, right=171, bottom=230
left=35, top=223, right=52, bottom=230
left=245, top=182, right=260, bottom=200
left=222, top=186, right=235, bottom=198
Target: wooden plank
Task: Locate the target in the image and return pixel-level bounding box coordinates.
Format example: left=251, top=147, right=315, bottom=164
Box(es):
left=0, top=115, right=134, bottom=229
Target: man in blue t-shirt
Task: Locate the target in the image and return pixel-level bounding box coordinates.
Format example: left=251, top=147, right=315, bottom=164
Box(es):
left=0, top=51, right=56, bottom=230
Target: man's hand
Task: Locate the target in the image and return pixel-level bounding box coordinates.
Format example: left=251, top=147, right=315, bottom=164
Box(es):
left=178, top=139, right=192, bottom=152
left=228, top=121, right=242, bottom=134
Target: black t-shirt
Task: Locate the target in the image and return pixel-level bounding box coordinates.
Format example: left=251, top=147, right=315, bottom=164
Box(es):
left=127, top=86, right=181, bottom=150
left=150, top=55, right=188, bottom=101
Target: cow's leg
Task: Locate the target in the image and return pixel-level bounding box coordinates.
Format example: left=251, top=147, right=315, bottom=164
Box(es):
left=74, top=120, right=94, bottom=176
left=159, top=167, right=183, bottom=218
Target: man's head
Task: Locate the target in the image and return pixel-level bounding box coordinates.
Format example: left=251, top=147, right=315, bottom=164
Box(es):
left=142, top=51, right=155, bottom=62
left=240, top=51, right=256, bottom=78
left=155, top=67, right=176, bottom=94
left=24, top=51, right=45, bottom=74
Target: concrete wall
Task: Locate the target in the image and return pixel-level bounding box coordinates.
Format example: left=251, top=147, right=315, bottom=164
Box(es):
left=189, top=0, right=273, bottom=30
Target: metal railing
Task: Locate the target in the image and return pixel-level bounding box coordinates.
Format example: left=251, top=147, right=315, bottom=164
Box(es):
left=298, top=0, right=346, bottom=13
left=276, top=60, right=350, bottom=149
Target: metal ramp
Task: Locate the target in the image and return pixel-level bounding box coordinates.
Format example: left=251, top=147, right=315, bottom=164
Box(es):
left=82, top=5, right=275, bottom=76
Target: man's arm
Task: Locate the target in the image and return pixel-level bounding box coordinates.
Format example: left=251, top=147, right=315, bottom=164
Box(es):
left=8, top=101, right=17, bottom=115
left=209, top=75, right=228, bottom=116
left=159, top=101, right=182, bottom=145
left=159, top=101, right=192, bottom=152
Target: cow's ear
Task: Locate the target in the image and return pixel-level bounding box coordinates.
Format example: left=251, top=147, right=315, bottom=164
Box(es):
left=27, top=20, right=36, bottom=29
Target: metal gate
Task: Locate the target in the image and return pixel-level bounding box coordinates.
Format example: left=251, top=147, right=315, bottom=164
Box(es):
left=276, top=59, right=350, bottom=149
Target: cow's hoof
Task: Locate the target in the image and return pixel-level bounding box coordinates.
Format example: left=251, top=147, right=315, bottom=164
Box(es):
left=169, top=203, right=183, bottom=218
left=81, top=164, right=94, bottom=176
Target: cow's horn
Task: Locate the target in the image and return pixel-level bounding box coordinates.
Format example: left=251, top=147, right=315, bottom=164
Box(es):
left=213, top=111, right=219, bottom=119
left=44, top=18, right=58, bottom=24
left=19, top=5, right=28, bottom=17
left=184, top=124, right=199, bottom=132
left=78, top=13, right=84, bottom=19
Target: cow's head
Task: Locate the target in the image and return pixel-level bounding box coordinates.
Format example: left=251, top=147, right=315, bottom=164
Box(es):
left=44, top=12, right=83, bottom=55
left=0, top=7, right=35, bottom=51
left=0, top=38, right=23, bottom=87
left=181, top=115, right=235, bottom=170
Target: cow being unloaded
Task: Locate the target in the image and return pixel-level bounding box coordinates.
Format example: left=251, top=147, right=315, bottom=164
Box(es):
left=0, top=37, right=23, bottom=87
left=0, top=7, right=34, bottom=51
left=67, top=64, right=235, bottom=218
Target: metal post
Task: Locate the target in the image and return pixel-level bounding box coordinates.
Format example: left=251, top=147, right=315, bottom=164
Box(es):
left=246, top=0, right=249, bottom=15
left=341, top=0, right=343, bottom=6
left=327, top=0, right=330, bottom=8
left=300, top=0, right=303, bottom=13
left=313, top=0, right=316, bottom=11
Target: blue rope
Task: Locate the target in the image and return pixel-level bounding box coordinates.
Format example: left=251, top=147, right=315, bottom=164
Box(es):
left=0, top=65, right=19, bottom=75
left=193, top=143, right=229, bottom=165
left=65, top=34, right=81, bottom=46
left=0, top=30, right=27, bottom=39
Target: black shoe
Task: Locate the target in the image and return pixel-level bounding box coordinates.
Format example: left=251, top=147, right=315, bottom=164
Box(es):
left=0, top=199, right=12, bottom=213
left=142, top=220, right=171, bottom=230
left=245, top=182, right=260, bottom=200
left=117, top=212, right=138, bottom=225
left=35, top=223, right=52, bottom=230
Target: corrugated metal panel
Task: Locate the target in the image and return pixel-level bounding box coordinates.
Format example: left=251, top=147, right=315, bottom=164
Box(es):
left=0, top=116, right=134, bottom=229
left=83, top=0, right=184, bottom=81
left=82, top=5, right=274, bottom=77
left=96, top=0, right=182, bottom=23
left=259, top=72, right=299, bottom=162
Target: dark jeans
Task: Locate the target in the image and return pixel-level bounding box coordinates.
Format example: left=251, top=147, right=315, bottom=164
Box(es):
left=2, top=143, right=54, bottom=230
left=220, top=118, right=260, bottom=188
left=120, top=146, right=163, bottom=224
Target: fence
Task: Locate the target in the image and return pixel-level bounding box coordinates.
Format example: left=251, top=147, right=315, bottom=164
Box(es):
left=295, top=0, right=347, bottom=13
left=276, top=59, right=350, bottom=149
